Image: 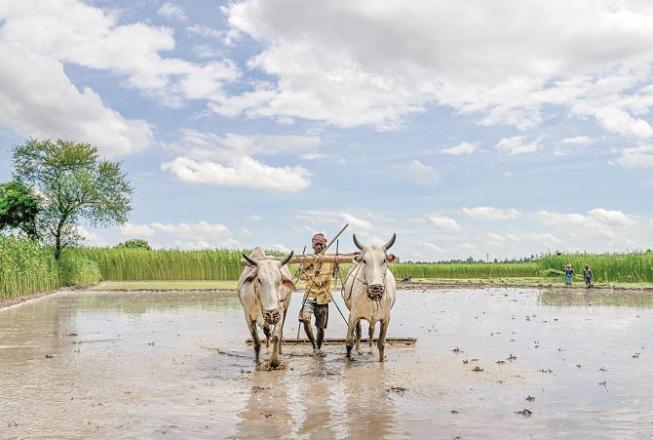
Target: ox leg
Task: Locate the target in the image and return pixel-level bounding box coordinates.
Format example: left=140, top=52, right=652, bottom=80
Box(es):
left=249, top=320, right=261, bottom=365
left=278, top=309, right=287, bottom=355
left=355, top=320, right=362, bottom=352
left=345, top=317, right=358, bottom=360
left=368, top=321, right=375, bottom=348
left=377, top=318, right=390, bottom=362
left=270, top=313, right=283, bottom=369
left=263, top=325, right=271, bottom=348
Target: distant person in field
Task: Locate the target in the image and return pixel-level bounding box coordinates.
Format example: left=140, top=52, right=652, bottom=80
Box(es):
left=299, top=233, right=337, bottom=355
left=564, top=263, right=574, bottom=286
left=583, top=265, right=593, bottom=288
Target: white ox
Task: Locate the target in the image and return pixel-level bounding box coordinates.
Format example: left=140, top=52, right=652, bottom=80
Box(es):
left=343, top=234, right=398, bottom=362
left=238, top=248, right=296, bottom=368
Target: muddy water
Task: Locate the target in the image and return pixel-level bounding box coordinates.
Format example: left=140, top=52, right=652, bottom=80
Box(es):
left=1, top=288, right=652, bottom=439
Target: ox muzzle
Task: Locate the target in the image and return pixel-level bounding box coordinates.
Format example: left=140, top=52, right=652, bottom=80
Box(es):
left=367, top=284, right=385, bottom=300
left=263, top=308, right=281, bottom=325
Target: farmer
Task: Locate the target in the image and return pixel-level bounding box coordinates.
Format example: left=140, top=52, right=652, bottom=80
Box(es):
left=564, top=263, right=575, bottom=286
left=299, top=233, right=337, bottom=355
left=583, top=265, right=593, bottom=288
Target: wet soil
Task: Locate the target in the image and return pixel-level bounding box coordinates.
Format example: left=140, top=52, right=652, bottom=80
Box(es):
left=1, top=288, right=652, bottom=439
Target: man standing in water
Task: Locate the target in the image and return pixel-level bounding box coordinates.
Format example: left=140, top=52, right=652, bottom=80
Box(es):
left=299, top=233, right=337, bottom=355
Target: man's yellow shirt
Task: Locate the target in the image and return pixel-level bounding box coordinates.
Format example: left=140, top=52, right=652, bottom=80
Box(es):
left=299, top=260, right=336, bottom=305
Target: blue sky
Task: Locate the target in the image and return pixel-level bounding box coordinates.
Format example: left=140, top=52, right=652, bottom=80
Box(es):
left=1, top=0, right=653, bottom=261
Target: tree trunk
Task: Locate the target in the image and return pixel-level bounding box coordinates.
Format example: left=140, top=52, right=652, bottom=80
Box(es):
left=54, top=216, right=66, bottom=260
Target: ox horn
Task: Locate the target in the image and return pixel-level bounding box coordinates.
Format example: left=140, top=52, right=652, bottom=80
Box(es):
left=384, top=233, right=397, bottom=251
left=353, top=234, right=365, bottom=250
left=280, top=250, right=294, bottom=267
left=242, top=253, right=258, bottom=266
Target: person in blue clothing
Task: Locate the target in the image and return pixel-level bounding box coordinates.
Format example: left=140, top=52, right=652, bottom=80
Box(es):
left=564, top=263, right=575, bottom=286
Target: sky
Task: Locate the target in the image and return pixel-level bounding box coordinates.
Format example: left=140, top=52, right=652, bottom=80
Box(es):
left=1, top=0, right=653, bottom=261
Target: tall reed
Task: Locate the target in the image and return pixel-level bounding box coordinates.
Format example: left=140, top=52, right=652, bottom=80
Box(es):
left=74, top=247, right=244, bottom=280
left=537, top=252, right=653, bottom=283
left=0, top=236, right=60, bottom=300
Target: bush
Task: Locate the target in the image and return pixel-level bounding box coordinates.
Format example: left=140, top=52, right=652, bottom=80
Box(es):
left=115, top=239, right=151, bottom=250
left=58, top=252, right=102, bottom=287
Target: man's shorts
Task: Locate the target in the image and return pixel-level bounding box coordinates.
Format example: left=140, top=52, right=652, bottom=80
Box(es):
left=301, top=299, right=329, bottom=329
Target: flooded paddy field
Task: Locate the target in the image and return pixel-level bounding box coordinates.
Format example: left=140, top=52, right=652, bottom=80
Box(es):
left=1, top=288, right=652, bottom=439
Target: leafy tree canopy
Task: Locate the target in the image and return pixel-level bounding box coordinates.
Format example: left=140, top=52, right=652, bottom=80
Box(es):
left=0, top=179, right=40, bottom=239
left=115, top=239, right=152, bottom=250
left=13, top=139, right=132, bottom=258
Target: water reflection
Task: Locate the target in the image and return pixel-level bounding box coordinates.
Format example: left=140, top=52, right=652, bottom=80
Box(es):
left=235, top=370, right=294, bottom=439
left=538, top=289, right=653, bottom=308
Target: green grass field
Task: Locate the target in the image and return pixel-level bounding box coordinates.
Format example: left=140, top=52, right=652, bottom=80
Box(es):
left=4, top=238, right=653, bottom=301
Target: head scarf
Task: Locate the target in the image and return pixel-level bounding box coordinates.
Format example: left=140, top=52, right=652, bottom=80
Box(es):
left=312, top=233, right=327, bottom=246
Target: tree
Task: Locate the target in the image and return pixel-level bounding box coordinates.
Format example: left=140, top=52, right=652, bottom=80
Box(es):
left=0, top=180, right=40, bottom=239
left=115, top=239, right=151, bottom=250
left=13, top=139, right=132, bottom=259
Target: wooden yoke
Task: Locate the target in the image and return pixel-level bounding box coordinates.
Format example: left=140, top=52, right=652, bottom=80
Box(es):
left=240, top=253, right=359, bottom=266
left=239, top=252, right=400, bottom=266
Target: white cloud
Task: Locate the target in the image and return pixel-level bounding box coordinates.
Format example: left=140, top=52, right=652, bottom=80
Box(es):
left=76, top=226, right=107, bottom=247
left=495, top=136, right=539, bottom=155
left=616, top=145, right=653, bottom=168
left=424, top=242, right=443, bottom=252
left=462, top=206, right=521, bottom=221
left=193, top=44, right=224, bottom=59
left=562, top=136, right=592, bottom=145
left=187, top=25, right=223, bottom=39
left=484, top=232, right=521, bottom=245
left=149, top=221, right=230, bottom=237
left=162, top=156, right=311, bottom=191
left=272, top=243, right=291, bottom=253
left=536, top=208, right=635, bottom=239
left=120, top=223, right=155, bottom=237
left=297, top=210, right=374, bottom=233
left=587, top=208, right=635, bottom=227
left=221, top=1, right=653, bottom=136
left=119, top=221, right=235, bottom=249
left=441, top=142, right=477, bottom=156
left=167, top=129, right=321, bottom=161
left=162, top=130, right=318, bottom=191
left=341, top=213, right=373, bottom=232
left=0, top=0, right=240, bottom=153
left=401, top=160, right=439, bottom=185
left=157, top=3, right=188, bottom=22
left=427, top=213, right=461, bottom=231
left=0, top=41, right=153, bottom=156
left=300, top=153, right=328, bottom=161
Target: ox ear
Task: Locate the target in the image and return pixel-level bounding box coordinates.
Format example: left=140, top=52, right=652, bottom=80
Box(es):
left=281, top=275, right=297, bottom=291
left=387, top=254, right=398, bottom=264
left=244, top=271, right=257, bottom=284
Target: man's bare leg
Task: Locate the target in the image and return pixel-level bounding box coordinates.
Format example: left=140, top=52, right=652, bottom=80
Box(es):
left=316, top=327, right=325, bottom=350
left=303, top=321, right=318, bottom=353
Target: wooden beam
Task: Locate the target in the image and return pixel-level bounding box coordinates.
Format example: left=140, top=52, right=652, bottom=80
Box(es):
left=246, top=337, right=417, bottom=345
left=240, top=253, right=359, bottom=266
